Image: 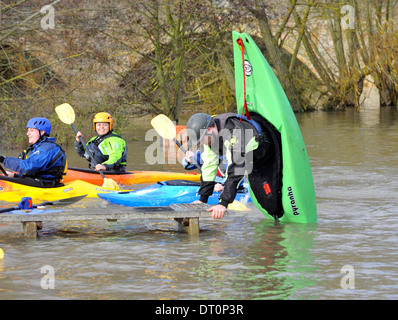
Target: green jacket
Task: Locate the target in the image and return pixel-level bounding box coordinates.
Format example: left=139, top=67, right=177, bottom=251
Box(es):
left=75, top=131, right=127, bottom=171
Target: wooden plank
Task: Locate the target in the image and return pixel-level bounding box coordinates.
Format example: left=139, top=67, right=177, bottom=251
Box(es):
left=0, top=204, right=214, bottom=222
left=0, top=209, right=212, bottom=222
left=0, top=204, right=216, bottom=237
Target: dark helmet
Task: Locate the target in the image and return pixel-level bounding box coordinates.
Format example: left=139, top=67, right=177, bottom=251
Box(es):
left=186, top=113, right=212, bottom=144
left=26, top=117, right=51, bottom=135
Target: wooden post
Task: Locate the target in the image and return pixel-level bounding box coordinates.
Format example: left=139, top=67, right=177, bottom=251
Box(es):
left=186, top=217, right=199, bottom=235
left=177, top=217, right=199, bottom=235
left=22, top=221, right=39, bottom=238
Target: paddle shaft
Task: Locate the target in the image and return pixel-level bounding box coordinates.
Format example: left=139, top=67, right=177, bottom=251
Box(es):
left=172, top=138, right=202, bottom=173
left=0, top=194, right=87, bottom=213
left=71, top=123, right=107, bottom=179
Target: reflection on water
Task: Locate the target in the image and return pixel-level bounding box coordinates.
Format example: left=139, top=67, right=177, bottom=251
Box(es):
left=0, top=106, right=398, bottom=300
left=0, top=213, right=319, bottom=300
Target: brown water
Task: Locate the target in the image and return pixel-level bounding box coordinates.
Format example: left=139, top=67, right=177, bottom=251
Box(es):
left=0, top=106, right=397, bottom=300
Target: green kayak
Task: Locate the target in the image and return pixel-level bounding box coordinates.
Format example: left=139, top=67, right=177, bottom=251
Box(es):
left=232, top=31, right=317, bottom=223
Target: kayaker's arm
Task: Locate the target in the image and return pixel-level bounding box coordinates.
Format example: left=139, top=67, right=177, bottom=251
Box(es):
left=206, top=204, right=227, bottom=219
left=75, top=131, right=83, bottom=143
left=74, top=138, right=86, bottom=157
left=0, top=159, right=11, bottom=176
left=100, top=137, right=127, bottom=170
left=216, top=138, right=246, bottom=208
left=182, top=150, right=201, bottom=170
left=2, top=147, right=56, bottom=175
left=197, top=145, right=218, bottom=203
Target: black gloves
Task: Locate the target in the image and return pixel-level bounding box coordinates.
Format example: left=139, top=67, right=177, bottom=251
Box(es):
left=0, top=156, right=5, bottom=163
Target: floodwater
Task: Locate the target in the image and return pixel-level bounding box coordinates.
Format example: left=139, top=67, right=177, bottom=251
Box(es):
left=0, top=105, right=397, bottom=300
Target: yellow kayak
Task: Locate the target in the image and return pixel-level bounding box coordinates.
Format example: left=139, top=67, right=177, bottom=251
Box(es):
left=0, top=176, right=131, bottom=203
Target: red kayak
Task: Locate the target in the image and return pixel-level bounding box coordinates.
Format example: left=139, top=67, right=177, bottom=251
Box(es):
left=62, top=167, right=200, bottom=186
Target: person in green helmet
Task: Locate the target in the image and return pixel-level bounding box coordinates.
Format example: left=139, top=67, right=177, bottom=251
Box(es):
left=75, top=112, right=127, bottom=172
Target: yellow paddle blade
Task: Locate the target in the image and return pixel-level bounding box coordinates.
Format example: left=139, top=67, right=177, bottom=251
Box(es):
left=55, top=103, right=75, bottom=125
left=151, top=114, right=176, bottom=140
left=102, top=178, right=119, bottom=190
left=228, top=200, right=250, bottom=212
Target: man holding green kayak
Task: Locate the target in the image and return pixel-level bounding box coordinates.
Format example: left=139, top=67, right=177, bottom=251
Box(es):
left=74, top=112, right=127, bottom=172
left=0, top=117, right=67, bottom=187
left=186, top=112, right=282, bottom=219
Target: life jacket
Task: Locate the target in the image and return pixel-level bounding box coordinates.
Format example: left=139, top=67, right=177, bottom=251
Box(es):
left=20, top=139, right=67, bottom=186
left=212, top=112, right=262, bottom=157
left=212, top=113, right=261, bottom=133
left=85, top=132, right=127, bottom=169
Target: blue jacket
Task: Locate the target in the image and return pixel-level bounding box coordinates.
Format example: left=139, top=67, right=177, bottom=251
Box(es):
left=4, top=137, right=66, bottom=182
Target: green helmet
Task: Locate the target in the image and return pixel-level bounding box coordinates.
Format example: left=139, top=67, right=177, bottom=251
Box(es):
left=186, top=113, right=212, bottom=145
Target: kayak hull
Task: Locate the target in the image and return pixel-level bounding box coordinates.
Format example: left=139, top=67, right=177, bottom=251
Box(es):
left=233, top=31, right=317, bottom=223
left=98, top=180, right=252, bottom=207
left=0, top=177, right=132, bottom=203
left=62, top=167, right=201, bottom=186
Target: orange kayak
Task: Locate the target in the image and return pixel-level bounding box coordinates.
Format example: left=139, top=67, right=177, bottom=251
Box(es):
left=62, top=167, right=200, bottom=186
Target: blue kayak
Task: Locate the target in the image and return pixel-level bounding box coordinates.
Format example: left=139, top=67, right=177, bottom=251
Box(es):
left=97, top=180, right=252, bottom=207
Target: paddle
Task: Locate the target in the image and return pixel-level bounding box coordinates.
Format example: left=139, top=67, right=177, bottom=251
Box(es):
left=151, top=114, right=202, bottom=172
left=151, top=114, right=248, bottom=212
left=0, top=194, right=88, bottom=213
left=55, top=103, right=119, bottom=190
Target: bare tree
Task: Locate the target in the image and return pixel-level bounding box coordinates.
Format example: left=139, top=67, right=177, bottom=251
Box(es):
left=360, top=0, right=397, bottom=106
left=102, top=0, right=210, bottom=122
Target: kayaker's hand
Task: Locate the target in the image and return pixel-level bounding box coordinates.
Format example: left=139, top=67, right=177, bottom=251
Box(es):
left=185, top=151, right=195, bottom=162
left=95, top=164, right=107, bottom=171
left=192, top=200, right=204, bottom=204
left=214, top=183, right=224, bottom=192
left=75, top=131, right=83, bottom=143
left=206, top=204, right=227, bottom=219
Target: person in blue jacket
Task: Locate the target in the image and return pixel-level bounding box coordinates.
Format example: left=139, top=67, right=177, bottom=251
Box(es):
left=0, top=117, right=67, bottom=187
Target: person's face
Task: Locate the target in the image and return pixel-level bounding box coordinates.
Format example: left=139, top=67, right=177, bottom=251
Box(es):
left=199, top=126, right=218, bottom=146
left=95, top=122, right=110, bottom=135
left=26, top=128, right=43, bottom=145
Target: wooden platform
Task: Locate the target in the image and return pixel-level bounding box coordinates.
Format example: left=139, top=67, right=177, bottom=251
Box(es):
left=0, top=204, right=217, bottom=238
